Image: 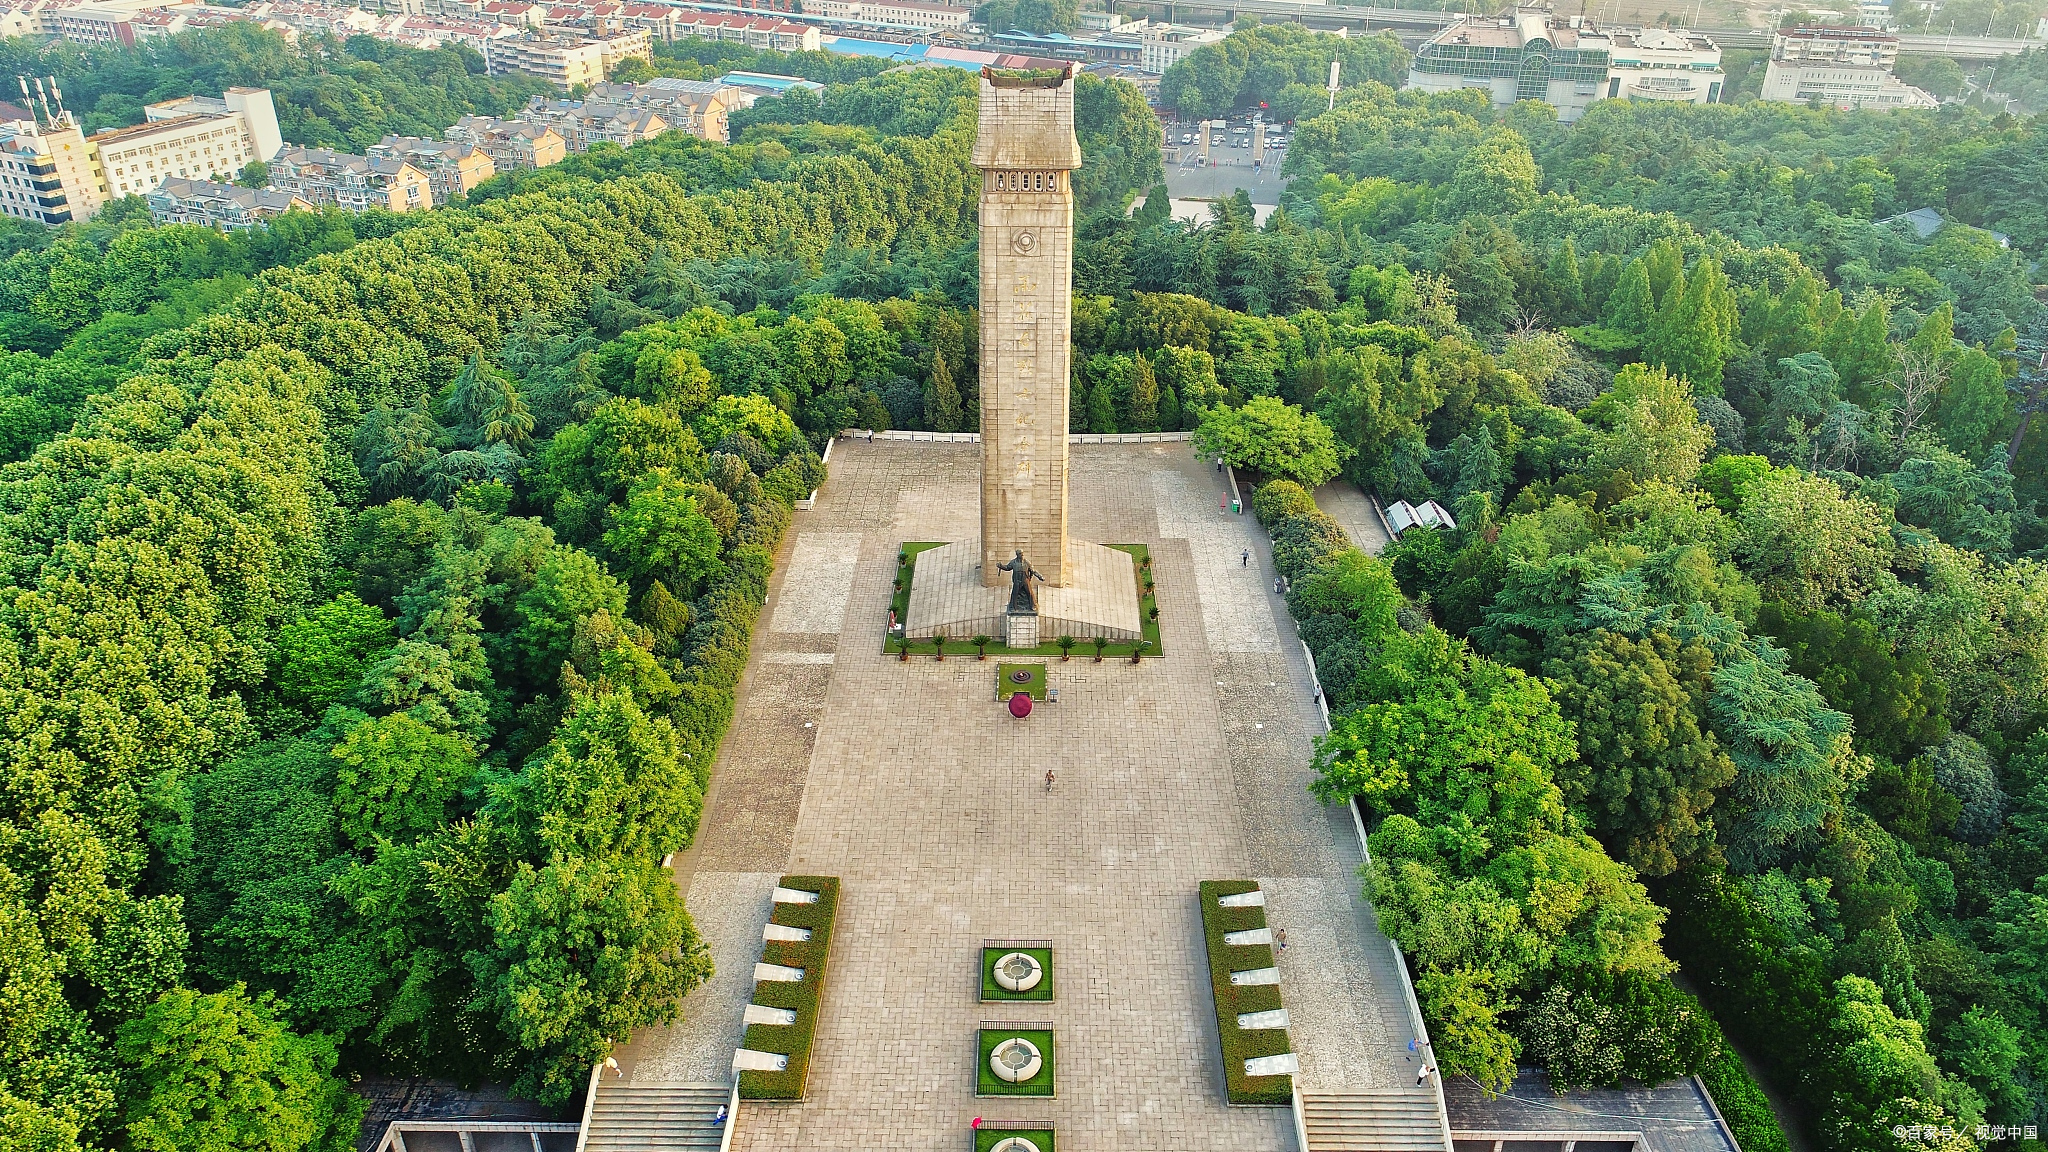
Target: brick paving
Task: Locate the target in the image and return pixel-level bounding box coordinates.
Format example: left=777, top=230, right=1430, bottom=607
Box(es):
left=618, top=441, right=1410, bottom=1147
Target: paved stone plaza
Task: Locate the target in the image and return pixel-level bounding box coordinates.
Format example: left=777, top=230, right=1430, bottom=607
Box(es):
left=615, top=440, right=1421, bottom=1149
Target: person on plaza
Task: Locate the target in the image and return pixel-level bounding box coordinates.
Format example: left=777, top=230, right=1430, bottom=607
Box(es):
left=1242, top=548, right=1250, bottom=567
left=1045, top=768, right=1056, bottom=791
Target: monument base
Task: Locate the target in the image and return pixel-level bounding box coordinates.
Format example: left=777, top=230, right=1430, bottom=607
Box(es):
left=906, top=539, right=1141, bottom=644
left=1004, top=611, right=1039, bottom=648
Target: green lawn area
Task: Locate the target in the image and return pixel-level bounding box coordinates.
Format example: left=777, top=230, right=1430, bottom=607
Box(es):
left=977, top=1027, right=1056, bottom=1097
left=887, top=542, right=1164, bottom=659
left=995, top=663, right=1047, bottom=701
left=975, top=1129, right=1056, bottom=1152
left=981, top=945, right=1054, bottom=1001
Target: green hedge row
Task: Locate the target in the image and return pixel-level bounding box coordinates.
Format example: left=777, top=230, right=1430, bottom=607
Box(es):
left=669, top=452, right=824, bottom=773
left=1700, top=1046, right=1793, bottom=1152
left=739, top=875, right=841, bottom=1100
left=1198, top=880, right=1294, bottom=1105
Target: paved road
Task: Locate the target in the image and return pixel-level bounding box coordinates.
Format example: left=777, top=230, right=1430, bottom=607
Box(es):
left=619, top=441, right=1417, bottom=1149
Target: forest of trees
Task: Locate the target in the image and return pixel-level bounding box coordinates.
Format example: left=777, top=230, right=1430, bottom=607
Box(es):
left=0, top=62, right=1164, bottom=1152
left=0, top=23, right=554, bottom=147
left=1, top=14, right=2046, bottom=1152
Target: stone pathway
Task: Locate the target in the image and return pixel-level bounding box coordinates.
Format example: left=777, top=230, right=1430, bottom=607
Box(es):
left=616, top=441, right=1413, bottom=1149
left=1315, top=481, right=1393, bottom=556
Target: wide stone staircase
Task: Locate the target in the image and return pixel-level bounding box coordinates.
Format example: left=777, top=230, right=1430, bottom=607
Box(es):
left=1299, top=1089, right=1451, bottom=1152
left=581, top=1082, right=731, bottom=1152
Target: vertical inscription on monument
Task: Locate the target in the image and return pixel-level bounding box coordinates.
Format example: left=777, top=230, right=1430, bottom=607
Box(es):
left=974, top=67, right=1081, bottom=586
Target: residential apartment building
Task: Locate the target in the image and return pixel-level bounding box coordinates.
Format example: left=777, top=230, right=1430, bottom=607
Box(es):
left=44, top=0, right=191, bottom=45
left=368, top=135, right=496, bottom=201
left=0, top=112, right=107, bottom=224
left=379, top=14, right=521, bottom=50
left=444, top=115, right=567, bottom=169
left=664, top=11, right=818, bottom=50
left=521, top=96, right=667, bottom=150
left=1759, top=26, right=1938, bottom=109
left=583, top=79, right=741, bottom=141
left=799, top=0, right=971, bottom=29
left=1407, top=8, right=1723, bottom=121
left=92, top=87, right=282, bottom=198
left=1140, top=24, right=1225, bottom=73
left=482, top=26, right=650, bottom=88
left=147, top=177, right=313, bottom=229
left=269, top=147, right=433, bottom=211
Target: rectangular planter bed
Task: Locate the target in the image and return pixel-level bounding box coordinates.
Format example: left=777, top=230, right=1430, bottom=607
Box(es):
left=738, top=875, right=840, bottom=1100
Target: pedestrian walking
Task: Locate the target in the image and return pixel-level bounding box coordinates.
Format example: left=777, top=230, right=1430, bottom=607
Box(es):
left=604, top=1056, right=623, bottom=1079
left=1045, top=768, right=1056, bottom=791
left=1418, top=1063, right=1432, bottom=1087
left=1275, top=928, right=1287, bottom=951
left=1216, top=456, right=1224, bottom=473
left=711, top=1105, right=728, bottom=1128
left=1242, top=548, right=1250, bottom=567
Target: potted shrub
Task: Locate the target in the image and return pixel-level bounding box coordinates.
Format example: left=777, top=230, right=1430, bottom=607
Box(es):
left=1056, top=635, right=1076, bottom=661
left=932, top=631, right=947, bottom=661
left=1148, top=604, right=1160, bottom=621
left=894, top=637, right=911, bottom=662
left=1091, top=636, right=1108, bottom=662
left=1130, top=639, right=1151, bottom=664
left=973, top=634, right=993, bottom=660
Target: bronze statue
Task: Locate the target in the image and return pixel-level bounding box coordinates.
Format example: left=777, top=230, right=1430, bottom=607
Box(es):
left=997, top=550, right=1041, bottom=614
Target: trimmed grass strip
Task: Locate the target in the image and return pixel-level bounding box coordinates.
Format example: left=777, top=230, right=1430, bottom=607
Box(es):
left=738, top=875, right=840, bottom=1100
left=1198, top=880, right=1293, bottom=1105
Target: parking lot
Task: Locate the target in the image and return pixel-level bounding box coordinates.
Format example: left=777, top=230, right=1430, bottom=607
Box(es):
left=1154, top=113, right=1291, bottom=208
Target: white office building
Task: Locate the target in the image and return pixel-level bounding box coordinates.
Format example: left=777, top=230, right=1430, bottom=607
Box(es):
left=1141, top=24, right=1225, bottom=73
left=1407, top=8, right=1722, bottom=121
left=1759, top=26, right=1938, bottom=109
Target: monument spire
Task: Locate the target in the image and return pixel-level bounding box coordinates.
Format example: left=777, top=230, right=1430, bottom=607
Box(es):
left=974, top=65, right=1082, bottom=587
left=902, top=66, right=1139, bottom=651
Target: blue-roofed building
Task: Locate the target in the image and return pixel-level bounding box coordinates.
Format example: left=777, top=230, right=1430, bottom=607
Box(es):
left=716, top=70, right=830, bottom=96
left=815, top=36, right=930, bottom=61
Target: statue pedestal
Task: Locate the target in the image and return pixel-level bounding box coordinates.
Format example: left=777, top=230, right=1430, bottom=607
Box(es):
left=1004, top=611, right=1040, bottom=648
left=905, top=539, right=1141, bottom=645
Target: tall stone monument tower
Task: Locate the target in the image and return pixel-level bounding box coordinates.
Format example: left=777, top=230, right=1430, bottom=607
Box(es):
left=973, top=66, right=1082, bottom=587
left=899, top=66, right=1140, bottom=649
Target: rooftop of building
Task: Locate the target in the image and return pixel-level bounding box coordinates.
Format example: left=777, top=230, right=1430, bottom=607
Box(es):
left=716, top=70, right=826, bottom=91
left=1443, top=1070, right=1738, bottom=1152
left=1777, top=23, right=1899, bottom=40
left=89, top=112, right=214, bottom=145
left=153, top=175, right=307, bottom=211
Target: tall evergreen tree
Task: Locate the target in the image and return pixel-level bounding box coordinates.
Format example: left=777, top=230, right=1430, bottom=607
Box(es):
left=1646, top=258, right=1739, bottom=393
left=1606, top=260, right=1657, bottom=338
left=1821, top=298, right=1896, bottom=407
left=1128, top=352, right=1160, bottom=431
left=924, top=351, right=963, bottom=433
left=1542, top=239, right=1587, bottom=325
left=1087, top=380, right=1118, bottom=434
